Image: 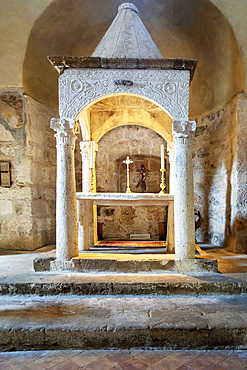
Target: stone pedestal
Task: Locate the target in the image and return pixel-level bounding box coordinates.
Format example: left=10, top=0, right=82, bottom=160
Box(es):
left=173, top=120, right=196, bottom=260
left=51, top=118, right=78, bottom=262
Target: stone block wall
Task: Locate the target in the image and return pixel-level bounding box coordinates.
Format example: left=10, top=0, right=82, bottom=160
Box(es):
left=234, top=95, right=247, bottom=252
left=0, top=89, right=56, bottom=250
left=193, top=94, right=247, bottom=253
left=95, top=126, right=168, bottom=240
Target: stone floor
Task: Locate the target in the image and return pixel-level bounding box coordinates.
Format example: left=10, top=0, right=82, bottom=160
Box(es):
left=0, top=349, right=246, bottom=369
left=0, top=246, right=246, bottom=353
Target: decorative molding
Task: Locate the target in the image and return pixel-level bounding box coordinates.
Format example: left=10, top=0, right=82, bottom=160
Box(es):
left=59, top=69, right=190, bottom=120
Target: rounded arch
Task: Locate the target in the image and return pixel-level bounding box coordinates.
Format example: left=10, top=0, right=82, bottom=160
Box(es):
left=22, top=0, right=244, bottom=118
left=76, top=93, right=173, bottom=144
left=76, top=92, right=175, bottom=120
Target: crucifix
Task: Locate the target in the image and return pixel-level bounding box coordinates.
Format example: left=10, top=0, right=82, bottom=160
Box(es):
left=122, top=156, right=133, bottom=193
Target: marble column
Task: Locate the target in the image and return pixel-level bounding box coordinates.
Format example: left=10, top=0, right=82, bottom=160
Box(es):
left=50, top=118, right=78, bottom=262
left=173, top=120, right=196, bottom=260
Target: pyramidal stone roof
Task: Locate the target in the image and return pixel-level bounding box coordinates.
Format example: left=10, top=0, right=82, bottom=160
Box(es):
left=92, top=3, right=163, bottom=59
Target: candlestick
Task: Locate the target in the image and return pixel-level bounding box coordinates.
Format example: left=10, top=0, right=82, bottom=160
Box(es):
left=161, top=144, right=165, bottom=170
left=159, top=169, right=167, bottom=194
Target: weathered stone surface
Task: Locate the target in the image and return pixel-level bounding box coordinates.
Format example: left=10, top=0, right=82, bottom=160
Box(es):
left=48, top=56, right=197, bottom=81
left=0, top=295, right=246, bottom=350
left=92, top=3, right=163, bottom=60
left=193, top=94, right=247, bottom=254
left=49, top=254, right=218, bottom=274
left=0, top=91, right=56, bottom=250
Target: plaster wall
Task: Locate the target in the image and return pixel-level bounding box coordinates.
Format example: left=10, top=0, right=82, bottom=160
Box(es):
left=95, top=125, right=168, bottom=240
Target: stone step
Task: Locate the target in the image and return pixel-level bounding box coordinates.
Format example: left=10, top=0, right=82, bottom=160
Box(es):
left=1, top=278, right=247, bottom=296
left=0, top=295, right=247, bottom=350
left=47, top=254, right=219, bottom=274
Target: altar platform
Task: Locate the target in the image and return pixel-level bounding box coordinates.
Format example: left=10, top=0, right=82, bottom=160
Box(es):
left=77, top=192, right=174, bottom=252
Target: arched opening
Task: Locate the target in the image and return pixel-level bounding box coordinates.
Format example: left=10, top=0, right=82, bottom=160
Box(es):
left=76, top=93, right=173, bottom=143
left=74, top=94, right=173, bottom=245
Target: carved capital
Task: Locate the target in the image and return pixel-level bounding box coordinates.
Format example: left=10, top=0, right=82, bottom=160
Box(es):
left=51, top=118, right=77, bottom=148
left=50, top=118, right=76, bottom=133
left=172, top=120, right=196, bottom=138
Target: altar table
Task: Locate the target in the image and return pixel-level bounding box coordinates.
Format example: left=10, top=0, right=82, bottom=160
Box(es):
left=76, top=193, right=174, bottom=252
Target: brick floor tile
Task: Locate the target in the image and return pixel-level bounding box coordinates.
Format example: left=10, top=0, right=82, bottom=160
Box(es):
left=152, top=352, right=198, bottom=370
left=35, top=353, right=67, bottom=368
left=50, top=358, right=83, bottom=370
left=104, top=350, right=133, bottom=363
left=118, top=356, right=148, bottom=370
left=17, top=362, right=46, bottom=370
left=177, top=355, right=215, bottom=370
left=71, top=352, right=108, bottom=367
left=0, top=356, right=35, bottom=368
left=199, top=351, right=229, bottom=365
left=84, top=356, right=119, bottom=370
left=135, top=349, right=171, bottom=364
left=215, top=357, right=246, bottom=370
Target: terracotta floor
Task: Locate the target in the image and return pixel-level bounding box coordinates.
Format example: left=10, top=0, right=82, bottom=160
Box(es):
left=0, top=349, right=246, bottom=369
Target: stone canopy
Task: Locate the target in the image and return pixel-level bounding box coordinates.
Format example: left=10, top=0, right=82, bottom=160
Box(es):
left=92, top=2, right=163, bottom=59
left=48, top=3, right=197, bottom=81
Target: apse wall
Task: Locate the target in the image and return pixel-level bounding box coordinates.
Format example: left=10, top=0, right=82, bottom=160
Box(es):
left=22, top=0, right=244, bottom=118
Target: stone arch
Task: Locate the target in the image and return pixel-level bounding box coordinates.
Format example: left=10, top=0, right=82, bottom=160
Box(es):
left=91, top=108, right=172, bottom=144
left=75, top=92, right=174, bottom=145
left=60, top=69, right=190, bottom=122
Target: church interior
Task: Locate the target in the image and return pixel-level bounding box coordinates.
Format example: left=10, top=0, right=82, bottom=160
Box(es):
left=0, top=0, right=247, bottom=366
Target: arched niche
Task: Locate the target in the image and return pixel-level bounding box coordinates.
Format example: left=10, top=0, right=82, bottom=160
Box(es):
left=23, top=0, right=244, bottom=118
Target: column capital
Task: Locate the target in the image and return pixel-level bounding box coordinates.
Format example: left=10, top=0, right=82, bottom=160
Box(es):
left=172, top=120, right=196, bottom=138
left=51, top=118, right=77, bottom=147
left=50, top=118, right=77, bottom=134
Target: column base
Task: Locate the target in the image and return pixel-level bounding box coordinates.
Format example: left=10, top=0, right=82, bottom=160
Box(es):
left=174, top=258, right=219, bottom=273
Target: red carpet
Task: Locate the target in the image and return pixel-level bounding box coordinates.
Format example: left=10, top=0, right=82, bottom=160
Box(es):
left=95, top=240, right=166, bottom=248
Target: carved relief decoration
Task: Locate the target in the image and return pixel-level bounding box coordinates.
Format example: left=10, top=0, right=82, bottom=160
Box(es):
left=59, top=69, right=190, bottom=120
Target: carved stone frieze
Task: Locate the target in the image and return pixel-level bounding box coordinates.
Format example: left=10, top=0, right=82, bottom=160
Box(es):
left=59, top=69, right=190, bottom=120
